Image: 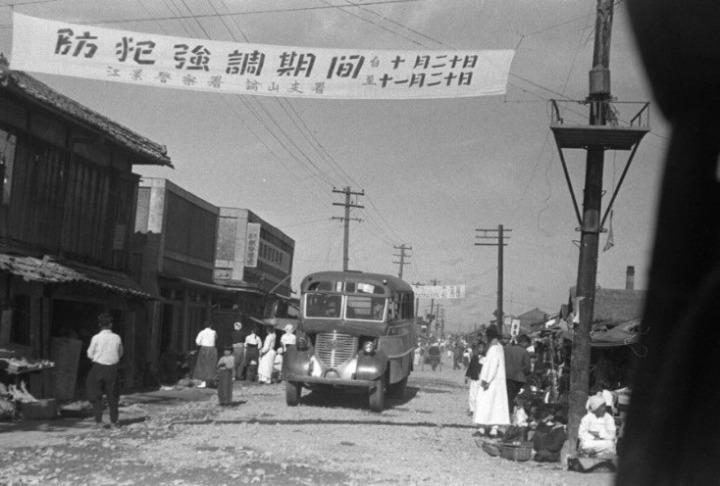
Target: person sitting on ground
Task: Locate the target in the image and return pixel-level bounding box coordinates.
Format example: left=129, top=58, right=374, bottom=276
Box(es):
left=533, top=408, right=568, bottom=462
left=502, top=393, right=536, bottom=442
left=586, top=381, right=616, bottom=415
left=579, top=395, right=617, bottom=457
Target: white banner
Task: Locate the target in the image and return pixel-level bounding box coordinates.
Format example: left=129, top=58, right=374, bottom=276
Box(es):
left=10, top=13, right=514, bottom=100
left=244, top=223, right=261, bottom=268
left=411, top=284, right=466, bottom=300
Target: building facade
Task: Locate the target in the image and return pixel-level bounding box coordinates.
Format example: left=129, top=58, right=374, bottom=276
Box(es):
left=0, top=63, right=171, bottom=398
left=131, top=180, right=296, bottom=384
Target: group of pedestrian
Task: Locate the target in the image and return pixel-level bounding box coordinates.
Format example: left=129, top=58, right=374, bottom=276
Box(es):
left=466, top=324, right=617, bottom=462
left=208, top=320, right=297, bottom=405
left=466, top=326, right=537, bottom=437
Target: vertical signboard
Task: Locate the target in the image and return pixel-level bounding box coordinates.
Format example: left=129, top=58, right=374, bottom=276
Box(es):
left=245, top=223, right=261, bottom=268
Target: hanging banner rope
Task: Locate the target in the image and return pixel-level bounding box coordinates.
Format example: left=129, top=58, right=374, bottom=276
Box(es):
left=10, top=13, right=515, bottom=100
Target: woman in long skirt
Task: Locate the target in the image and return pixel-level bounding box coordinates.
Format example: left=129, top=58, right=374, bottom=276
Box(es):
left=193, top=322, right=218, bottom=388
left=243, top=327, right=261, bottom=381
left=258, top=325, right=277, bottom=384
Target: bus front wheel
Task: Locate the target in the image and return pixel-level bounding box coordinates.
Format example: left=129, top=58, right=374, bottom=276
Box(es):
left=388, top=376, right=408, bottom=399
left=286, top=381, right=302, bottom=406
left=369, top=376, right=386, bottom=412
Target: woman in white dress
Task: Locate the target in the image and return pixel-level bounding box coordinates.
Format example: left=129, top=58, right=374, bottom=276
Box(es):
left=258, top=324, right=277, bottom=384
left=274, top=324, right=296, bottom=382
left=473, top=325, right=510, bottom=437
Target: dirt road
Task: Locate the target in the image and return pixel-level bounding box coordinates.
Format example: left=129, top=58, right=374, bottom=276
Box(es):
left=0, top=357, right=613, bottom=485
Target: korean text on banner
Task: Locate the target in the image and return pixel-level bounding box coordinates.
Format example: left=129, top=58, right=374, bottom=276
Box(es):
left=245, top=223, right=261, bottom=268
left=411, top=285, right=466, bottom=300
left=10, top=13, right=515, bottom=100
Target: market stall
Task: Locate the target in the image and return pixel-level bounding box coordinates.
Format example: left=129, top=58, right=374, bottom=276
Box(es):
left=0, top=346, right=55, bottom=420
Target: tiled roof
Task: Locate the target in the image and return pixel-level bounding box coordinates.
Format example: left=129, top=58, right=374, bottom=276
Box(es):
left=570, top=287, right=645, bottom=324
left=0, top=63, right=172, bottom=167
left=0, top=253, right=156, bottom=299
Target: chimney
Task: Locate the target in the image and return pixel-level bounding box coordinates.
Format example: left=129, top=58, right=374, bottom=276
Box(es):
left=626, top=266, right=635, bottom=290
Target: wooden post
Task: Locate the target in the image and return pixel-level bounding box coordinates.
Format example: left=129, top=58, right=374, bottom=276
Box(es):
left=566, top=0, right=615, bottom=447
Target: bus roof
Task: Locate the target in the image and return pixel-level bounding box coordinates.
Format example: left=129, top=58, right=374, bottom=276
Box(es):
left=300, top=271, right=414, bottom=294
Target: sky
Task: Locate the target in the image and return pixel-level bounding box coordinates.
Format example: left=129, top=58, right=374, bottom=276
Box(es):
left=0, top=0, right=669, bottom=333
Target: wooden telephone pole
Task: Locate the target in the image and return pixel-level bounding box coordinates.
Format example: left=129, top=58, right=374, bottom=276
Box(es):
left=475, top=225, right=511, bottom=336
left=565, top=0, right=615, bottom=446
left=393, top=244, right=412, bottom=279
left=332, top=187, right=364, bottom=271
left=549, top=0, right=649, bottom=447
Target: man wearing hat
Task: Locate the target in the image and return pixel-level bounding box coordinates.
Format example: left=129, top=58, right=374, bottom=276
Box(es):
left=86, top=312, right=123, bottom=429
left=579, top=395, right=617, bottom=456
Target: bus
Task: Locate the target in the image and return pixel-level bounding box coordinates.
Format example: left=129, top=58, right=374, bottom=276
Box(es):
left=283, top=271, right=417, bottom=412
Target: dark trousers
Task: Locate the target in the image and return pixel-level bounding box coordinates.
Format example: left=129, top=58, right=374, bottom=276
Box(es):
left=506, top=379, right=524, bottom=413
left=217, top=368, right=233, bottom=405
left=242, top=346, right=259, bottom=381
left=86, top=363, right=120, bottom=424
left=232, top=347, right=245, bottom=380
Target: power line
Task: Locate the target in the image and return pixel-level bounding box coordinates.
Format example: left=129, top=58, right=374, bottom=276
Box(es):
left=88, top=0, right=421, bottom=26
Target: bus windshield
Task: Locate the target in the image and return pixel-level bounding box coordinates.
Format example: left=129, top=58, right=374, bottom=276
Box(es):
left=305, top=294, right=342, bottom=318
left=303, top=293, right=386, bottom=322
left=346, top=296, right=385, bottom=321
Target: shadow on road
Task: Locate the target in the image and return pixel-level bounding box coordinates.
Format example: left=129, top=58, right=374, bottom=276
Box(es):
left=176, top=417, right=477, bottom=429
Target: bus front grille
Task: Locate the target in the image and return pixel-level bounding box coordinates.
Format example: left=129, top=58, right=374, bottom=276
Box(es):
left=315, top=332, right=358, bottom=368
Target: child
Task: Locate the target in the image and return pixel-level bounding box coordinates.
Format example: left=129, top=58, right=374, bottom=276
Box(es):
left=216, top=346, right=235, bottom=406
left=465, top=342, right=485, bottom=416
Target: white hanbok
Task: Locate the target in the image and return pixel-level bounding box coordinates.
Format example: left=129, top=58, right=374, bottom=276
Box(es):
left=258, top=332, right=276, bottom=384
left=473, top=341, right=510, bottom=426
left=579, top=411, right=617, bottom=455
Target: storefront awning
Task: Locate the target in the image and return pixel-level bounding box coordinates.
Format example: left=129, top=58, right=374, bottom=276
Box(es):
left=0, top=253, right=156, bottom=299
left=158, top=274, right=272, bottom=296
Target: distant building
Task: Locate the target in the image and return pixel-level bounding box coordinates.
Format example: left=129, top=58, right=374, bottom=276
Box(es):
left=132, top=178, right=226, bottom=361
left=214, top=208, right=294, bottom=298
left=131, top=179, right=295, bottom=383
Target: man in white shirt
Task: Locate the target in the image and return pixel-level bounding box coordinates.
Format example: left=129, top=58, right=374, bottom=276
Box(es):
left=86, top=312, right=123, bottom=429
left=579, top=395, right=617, bottom=456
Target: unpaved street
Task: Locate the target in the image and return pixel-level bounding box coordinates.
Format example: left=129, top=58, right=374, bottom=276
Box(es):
left=1, top=358, right=613, bottom=486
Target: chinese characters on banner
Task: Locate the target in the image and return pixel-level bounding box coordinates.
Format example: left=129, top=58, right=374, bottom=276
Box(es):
left=245, top=223, right=261, bottom=268
left=10, top=13, right=515, bottom=100
left=411, top=284, right=466, bottom=300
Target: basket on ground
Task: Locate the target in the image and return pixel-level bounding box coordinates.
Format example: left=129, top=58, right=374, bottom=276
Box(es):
left=476, top=438, right=501, bottom=456
left=499, top=442, right=534, bottom=462
left=20, top=399, right=58, bottom=419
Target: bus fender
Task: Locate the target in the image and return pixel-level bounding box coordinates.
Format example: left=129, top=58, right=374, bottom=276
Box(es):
left=282, top=345, right=312, bottom=377
left=355, top=349, right=388, bottom=382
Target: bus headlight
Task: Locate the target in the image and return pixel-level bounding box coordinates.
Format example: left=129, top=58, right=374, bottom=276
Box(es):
left=363, top=340, right=376, bottom=355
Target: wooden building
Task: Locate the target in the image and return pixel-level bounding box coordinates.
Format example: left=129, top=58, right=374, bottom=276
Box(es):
left=0, top=61, right=172, bottom=398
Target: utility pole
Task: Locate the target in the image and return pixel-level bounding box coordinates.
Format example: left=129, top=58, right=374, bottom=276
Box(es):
left=332, top=187, right=364, bottom=271
left=428, top=278, right=439, bottom=325
left=393, top=244, right=412, bottom=279
left=412, top=282, right=423, bottom=318
left=475, top=225, right=511, bottom=336
left=564, top=0, right=614, bottom=447
left=549, top=0, right=651, bottom=448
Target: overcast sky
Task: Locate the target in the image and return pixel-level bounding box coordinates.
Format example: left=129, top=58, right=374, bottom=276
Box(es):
left=0, top=0, right=669, bottom=333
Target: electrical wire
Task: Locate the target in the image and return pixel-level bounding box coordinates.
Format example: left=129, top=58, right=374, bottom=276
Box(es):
left=87, top=0, right=420, bottom=26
